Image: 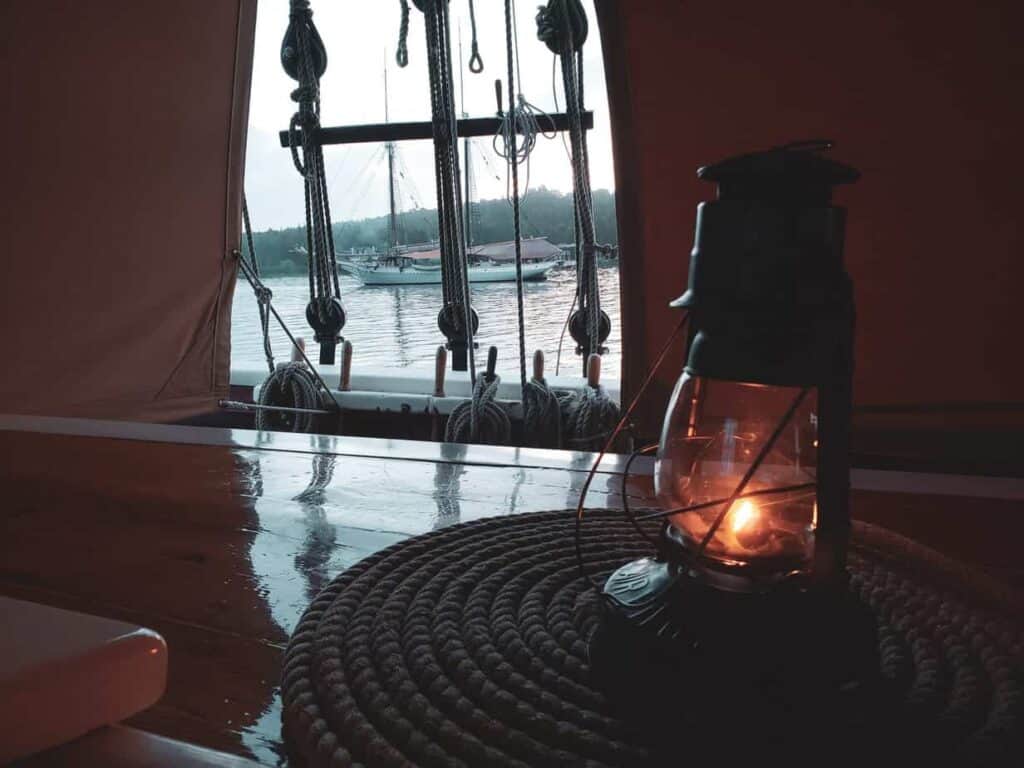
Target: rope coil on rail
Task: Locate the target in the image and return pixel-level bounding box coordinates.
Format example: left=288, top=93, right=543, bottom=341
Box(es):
left=522, top=351, right=562, bottom=449
left=445, top=347, right=511, bottom=445
left=561, top=354, right=620, bottom=451
left=256, top=362, right=327, bottom=433
left=282, top=511, right=1024, bottom=767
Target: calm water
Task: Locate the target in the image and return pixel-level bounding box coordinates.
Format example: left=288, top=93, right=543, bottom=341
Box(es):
left=231, top=269, right=621, bottom=377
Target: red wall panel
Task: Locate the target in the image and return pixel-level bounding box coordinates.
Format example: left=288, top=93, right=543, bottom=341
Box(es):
left=602, top=1, right=1023, bottom=432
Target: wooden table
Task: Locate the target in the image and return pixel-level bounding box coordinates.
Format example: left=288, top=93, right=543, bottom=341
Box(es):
left=1, top=416, right=1021, bottom=765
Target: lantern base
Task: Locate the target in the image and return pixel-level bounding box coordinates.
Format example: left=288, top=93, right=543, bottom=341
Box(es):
left=591, top=556, right=879, bottom=760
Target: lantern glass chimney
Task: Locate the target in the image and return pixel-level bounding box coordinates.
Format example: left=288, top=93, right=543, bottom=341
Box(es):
left=656, top=375, right=818, bottom=581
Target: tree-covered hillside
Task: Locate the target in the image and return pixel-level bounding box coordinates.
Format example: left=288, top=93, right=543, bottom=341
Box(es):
left=243, top=187, right=616, bottom=275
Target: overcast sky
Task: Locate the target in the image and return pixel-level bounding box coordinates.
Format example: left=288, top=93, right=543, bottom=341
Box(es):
left=244, top=0, right=614, bottom=231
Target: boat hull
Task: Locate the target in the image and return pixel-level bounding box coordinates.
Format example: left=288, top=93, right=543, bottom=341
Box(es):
left=343, top=261, right=557, bottom=286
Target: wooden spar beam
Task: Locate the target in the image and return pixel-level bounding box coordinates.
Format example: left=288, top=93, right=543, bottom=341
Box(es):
left=277, top=111, right=594, bottom=148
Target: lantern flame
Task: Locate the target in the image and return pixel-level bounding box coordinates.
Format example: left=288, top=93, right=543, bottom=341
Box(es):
left=730, top=499, right=758, bottom=533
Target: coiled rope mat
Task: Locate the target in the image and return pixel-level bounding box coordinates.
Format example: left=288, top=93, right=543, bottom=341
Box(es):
left=282, top=511, right=1023, bottom=767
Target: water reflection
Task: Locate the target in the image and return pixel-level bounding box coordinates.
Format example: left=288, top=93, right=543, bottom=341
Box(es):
left=390, top=287, right=412, bottom=369
left=432, top=443, right=466, bottom=528
left=292, top=447, right=339, bottom=601
left=230, top=450, right=289, bottom=767
left=566, top=450, right=600, bottom=510
left=232, top=269, right=622, bottom=375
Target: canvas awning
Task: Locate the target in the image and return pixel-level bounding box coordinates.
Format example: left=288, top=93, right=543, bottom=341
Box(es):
left=1, top=0, right=257, bottom=421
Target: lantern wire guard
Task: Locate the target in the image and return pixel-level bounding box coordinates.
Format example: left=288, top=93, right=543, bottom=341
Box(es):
left=572, top=313, right=690, bottom=594
left=572, top=311, right=816, bottom=598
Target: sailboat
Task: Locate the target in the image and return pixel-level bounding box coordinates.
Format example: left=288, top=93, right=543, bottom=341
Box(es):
left=341, top=61, right=559, bottom=287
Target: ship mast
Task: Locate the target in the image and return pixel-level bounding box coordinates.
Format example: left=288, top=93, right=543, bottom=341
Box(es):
left=385, top=60, right=399, bottom=257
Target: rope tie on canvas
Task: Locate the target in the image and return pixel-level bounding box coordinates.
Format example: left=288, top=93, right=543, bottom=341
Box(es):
left=282, top=0, right=346, bottom=366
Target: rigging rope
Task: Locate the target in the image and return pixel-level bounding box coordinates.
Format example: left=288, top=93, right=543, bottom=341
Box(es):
left=501, top=0, right=529, bottom=407
left=241, top=197, right=275, bottom=375
left=282, top=0, right=346, bottom=366
left=537, top=0, right=609, bottom=374
left=492, top=93, right=555, bottom=199
left=402, top=0, right=478, bottom=376
left=497, top=0, right=560, bottom=448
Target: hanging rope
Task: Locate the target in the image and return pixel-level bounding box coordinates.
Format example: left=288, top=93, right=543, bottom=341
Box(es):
left=496, top=0, right=558, bottom=448
left=537, top=0, right=610, bottom=374
left=282, top=0, right=346, bottom=365
left=445, top=347, right=511, bottom=444
left=396, top=0, right=410, bottom=67
left=404, top=0, right=478, bottom=375
left=467, top=0, right=484, bottom=73
left=500, top=0, right=530, bottom=412
left=493, top=0, right=555, bottom=199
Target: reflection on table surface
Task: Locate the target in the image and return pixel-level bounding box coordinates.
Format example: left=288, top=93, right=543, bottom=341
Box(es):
left=0, top=423, right=652, bottom=765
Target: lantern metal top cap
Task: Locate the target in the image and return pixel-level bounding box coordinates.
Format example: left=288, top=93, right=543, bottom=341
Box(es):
left=670, top=140, right=859, bottom=309
left=697, top=139, right=860, bottom=198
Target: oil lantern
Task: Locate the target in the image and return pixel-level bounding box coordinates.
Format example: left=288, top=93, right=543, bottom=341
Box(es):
left=596, top=142, right=874, bottom=705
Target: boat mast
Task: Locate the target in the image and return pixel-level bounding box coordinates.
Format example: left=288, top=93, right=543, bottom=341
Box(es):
left=385, top=59, right=399, bottom=257
left=459, top=32, right=474, bottom=251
